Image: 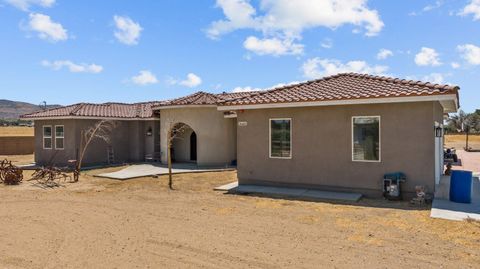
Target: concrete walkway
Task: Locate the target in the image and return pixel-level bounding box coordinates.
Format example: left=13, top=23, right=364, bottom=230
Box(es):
left=215, top=182, right=362, bottom=202
left=214, top=181, right=238, bottom=191
left=453, top=150, right=480, bottom=173
left=431, top=199, right=480, bottom=221
left=96, top=163, right=234, bottom=179
left=431, top=175, right=480, bottom=221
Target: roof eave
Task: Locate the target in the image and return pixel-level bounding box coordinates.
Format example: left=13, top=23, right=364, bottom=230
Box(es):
left=153, top=104, right=218, bottom=110
left=20, top=116, right=159, bottom=121
left=217, top=94, right=459, bottom=112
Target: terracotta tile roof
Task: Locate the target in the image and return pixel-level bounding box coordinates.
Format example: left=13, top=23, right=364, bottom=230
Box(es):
left=21, top=73, right=460, bottom=119
left=154, top=91, right=259, bottom=108
left=21, top=102, right=163, bottom=119
left=218, top=73, right=460, bottom=106
left=21, top=91, right=257, bottom=119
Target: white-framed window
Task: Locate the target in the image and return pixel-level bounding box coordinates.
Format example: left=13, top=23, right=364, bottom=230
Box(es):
left=269, top=118, right=292, bottom=159
left=352, top=116, right=381, bottom=162
left=43, top=125, right=52, bottom=149
left=55, top=125, right=64, bottom=150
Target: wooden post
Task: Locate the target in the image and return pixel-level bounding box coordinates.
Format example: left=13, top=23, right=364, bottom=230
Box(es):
left=466, top=130, right=469, bottom=151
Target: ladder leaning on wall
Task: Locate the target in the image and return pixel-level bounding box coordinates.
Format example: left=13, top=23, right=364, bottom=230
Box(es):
left=107, top=146, right=115, bottom=164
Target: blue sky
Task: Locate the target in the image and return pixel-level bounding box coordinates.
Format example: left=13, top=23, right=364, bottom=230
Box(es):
left=0, top=0, right=479, bottom=112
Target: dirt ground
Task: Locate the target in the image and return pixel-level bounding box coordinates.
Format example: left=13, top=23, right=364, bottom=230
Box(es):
left=445, top=134, right=480, bottom=150
left=0, top=169, right=479, bottom=269
left=0, top=126, right=34, bottom=136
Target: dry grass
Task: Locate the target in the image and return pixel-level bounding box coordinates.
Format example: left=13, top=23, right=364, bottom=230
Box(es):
left=0, top=126, right=34, bottom=136
left=445, top=134, right=480, bottom=149
left=0, top=169, right=478, bottom=268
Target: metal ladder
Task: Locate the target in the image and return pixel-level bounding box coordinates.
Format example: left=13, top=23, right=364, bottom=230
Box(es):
left=107, top=146, right=115, bottom=164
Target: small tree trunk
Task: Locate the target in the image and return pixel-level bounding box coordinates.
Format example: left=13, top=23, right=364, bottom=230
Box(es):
left=466, top=131, right=470, bottom=151
left=167, top=136, right=173, bottom=190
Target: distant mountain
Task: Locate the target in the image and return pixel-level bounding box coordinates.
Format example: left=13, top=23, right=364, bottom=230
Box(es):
left=0, top=100, right=62, bottom=120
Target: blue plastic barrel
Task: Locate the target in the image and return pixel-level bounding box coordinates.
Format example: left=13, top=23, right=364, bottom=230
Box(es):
left=449, top=170, right=472, bottom=203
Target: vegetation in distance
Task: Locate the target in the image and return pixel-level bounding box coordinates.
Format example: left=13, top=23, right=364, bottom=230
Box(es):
left=445, top=109, right=480, bottom=151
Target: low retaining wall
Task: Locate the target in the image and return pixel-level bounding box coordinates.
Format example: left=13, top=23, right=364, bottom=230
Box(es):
left=0, top=136, right=34, bottom=155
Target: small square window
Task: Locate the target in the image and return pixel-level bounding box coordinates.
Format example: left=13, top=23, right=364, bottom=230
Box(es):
left=55, top=138, right=64, bottom=149
left=55, top=126, right=64, bottom=137
left=43, top=126, right=52, bottom=149
left=55, top=125, right=64, bottom=150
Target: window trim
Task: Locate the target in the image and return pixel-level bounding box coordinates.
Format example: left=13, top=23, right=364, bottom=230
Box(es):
left=351, top=116, right=381, bottom=163
left=55, top=125, right=65, bottom=150
left=269, top=118, right=292, bottom=159
left=43, top=125, right=53, bottom=150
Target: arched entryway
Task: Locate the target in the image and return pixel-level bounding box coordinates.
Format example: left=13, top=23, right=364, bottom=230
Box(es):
left=170, top=122, right=197, bottom=163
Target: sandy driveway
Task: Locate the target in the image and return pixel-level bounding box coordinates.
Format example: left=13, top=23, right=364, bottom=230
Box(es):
left=0, top=169, right=479, bottom=268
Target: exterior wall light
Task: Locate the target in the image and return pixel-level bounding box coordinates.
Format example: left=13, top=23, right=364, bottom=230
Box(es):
left=435, top=126, right=443, bottom=137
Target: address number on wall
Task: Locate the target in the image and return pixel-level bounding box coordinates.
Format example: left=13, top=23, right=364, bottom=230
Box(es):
left=238, top=121, right=247, bottom=127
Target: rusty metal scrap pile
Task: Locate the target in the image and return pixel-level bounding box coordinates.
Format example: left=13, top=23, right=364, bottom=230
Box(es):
left=28, top=167, right=73, bottom=187
left=0, top=159, right=23, bottom=185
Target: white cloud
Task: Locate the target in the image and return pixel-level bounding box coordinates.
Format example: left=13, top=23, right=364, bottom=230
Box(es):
left=208, top=0, right=383, bottom=38
left=131, top=70, right=158, bottom=85
left=423, top=0, right=444, bottom=12
left=422, top=73, right=445, bottom=84
left=457, top=44, right=480, bottom=65
left=5, top=0, right=54, bottom=11
left=231, top=81, right=300, bottom=93
left=113, top=15, right=142, bottom=45
left=320, top=38, right=333, bottom=49
left=267, top=81, right=301, bottom=90
left=451, top=62, right=460, bottom=69
left=28, top=13, right=68, bottom=42
left=207, top=0, right=383, bottom=56
left=42, top=60, right=103, bottom=73
left=232, top=86, right=262, bottom=93
left=408, top=1, right=444, bottom=16
left=207, top=0, right=260, bottom=39
left=180, top=73, right=202, bottom=87
left=243, top=36, right=303, bottom=56
left=301, top=58, right=388, bottom=79
left=376, top=48, right=393, bottom=60
left=459, top=0, right=480, bottom=20
left=414, top=47, right=441, bottom=66
left=168, top=73, right=203, bottom=88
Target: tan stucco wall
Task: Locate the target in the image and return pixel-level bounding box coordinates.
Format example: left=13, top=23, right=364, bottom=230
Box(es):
left=159, top=107, right=237, bottom=167
left=34, top=119, right=159, bottom=166
left=236, top=101, right=444, bottom=197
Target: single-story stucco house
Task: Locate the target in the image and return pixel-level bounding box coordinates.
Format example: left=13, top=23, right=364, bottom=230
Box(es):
left=21, top=91, right=254, bottom=168
left=22, top=73, right=459, bottom=197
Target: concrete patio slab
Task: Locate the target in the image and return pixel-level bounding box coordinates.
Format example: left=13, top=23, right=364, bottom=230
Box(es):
left=302, top=189, right=363, bottom=201
left=231, top=184, right=362, bottom=202
left=213, top=181, right=238, bottom=191
left=431, top=175, right=480, bottom=221
left=430, top=198, right=480, bottom=221
left=96, top=164, right=234, bottom=179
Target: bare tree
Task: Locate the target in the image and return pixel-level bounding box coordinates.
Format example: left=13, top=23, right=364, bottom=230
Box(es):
left=75, top=120, right=117, bottom=181
left=166, top=122, right=189, bottom=189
